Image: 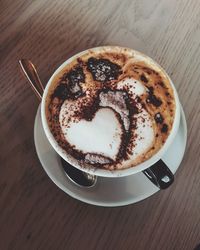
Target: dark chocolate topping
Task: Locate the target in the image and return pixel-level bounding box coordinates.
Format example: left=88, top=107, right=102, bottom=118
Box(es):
left=63, top=65, right=85, bottom=85
left=52, top=84, right=69, bottom=100
left=53, top=66, right=85, bottom=100
left=140, top=73, right=148, bottom=83
left=161, top=123, right=168, bottom=133
left=146, top=94, right=162, bottom=107
left=79, top=95, right=100, bottom=121
left=158, top=81, right=167, bottom=89
left=154, top=112, right=164, bottom=124
left=147, top=86, right=154, bottom=94
left=146, top=86, right=162, bottom=107
left=87, top=57, right=122, bottom=82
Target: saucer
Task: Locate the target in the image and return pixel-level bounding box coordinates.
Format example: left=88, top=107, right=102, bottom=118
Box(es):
left=34, top=105, right=187, bottom=207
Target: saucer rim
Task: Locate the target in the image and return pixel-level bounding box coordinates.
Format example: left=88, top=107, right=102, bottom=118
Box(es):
left=34, top=105, right=187, bottom=207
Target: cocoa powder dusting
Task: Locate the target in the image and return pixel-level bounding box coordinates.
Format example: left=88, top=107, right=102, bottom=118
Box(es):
left=47, top=49, right=174, bottom=170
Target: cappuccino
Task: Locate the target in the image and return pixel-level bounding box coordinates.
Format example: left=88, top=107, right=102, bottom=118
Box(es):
left=45, top=47, right=175, bottom=170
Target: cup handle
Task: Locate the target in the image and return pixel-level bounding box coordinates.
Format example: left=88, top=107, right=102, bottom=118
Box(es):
left=142, top=160, right=174, bottom=189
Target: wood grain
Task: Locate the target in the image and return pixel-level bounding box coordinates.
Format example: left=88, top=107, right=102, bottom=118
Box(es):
left=1, top=0, right=200, bottom=249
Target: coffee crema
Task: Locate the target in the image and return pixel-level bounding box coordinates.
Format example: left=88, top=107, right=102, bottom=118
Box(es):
left=46, top=47, right=175, bottom=170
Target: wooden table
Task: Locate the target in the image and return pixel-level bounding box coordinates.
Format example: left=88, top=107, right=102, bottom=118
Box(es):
left=1, top=0, right=200, bottom=249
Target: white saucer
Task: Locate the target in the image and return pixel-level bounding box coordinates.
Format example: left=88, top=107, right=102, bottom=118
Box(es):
left=34, top=105, right=187, bottom=207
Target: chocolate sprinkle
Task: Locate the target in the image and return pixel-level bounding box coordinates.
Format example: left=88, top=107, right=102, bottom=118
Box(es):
left=146, top=94, right=162, bottom=107
left=87, top=57, right=122, bottom=82
left=147, top=86, right=154, bottom=94
left=63, top=65, right=85, bottom=85
left=140, top=73, right=148, bottom=83
left=53, top=66, right=85, bottom=100
left=161, top=123, right=168, bottom=133
left=52, top=84, right=69, bottom=100
left=158, top=81, right=167, bottom=89
left=154, top=112, right=164, bottom=124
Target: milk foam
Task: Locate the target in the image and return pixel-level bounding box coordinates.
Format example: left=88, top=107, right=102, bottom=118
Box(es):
left=116, top=78, right=154, bottom=161
left=117, top=78, right=146, bottom=98
left=59, top=77, right=154, bottom=165
left=60, top=107, right=122, bottom=160
left=127, top=109, right=154, bottom=161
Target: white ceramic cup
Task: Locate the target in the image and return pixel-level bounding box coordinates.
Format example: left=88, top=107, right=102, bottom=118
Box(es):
left=41, top=46, right=181, bottom=178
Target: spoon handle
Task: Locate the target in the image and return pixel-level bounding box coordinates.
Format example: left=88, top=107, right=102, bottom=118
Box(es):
left=19, top=59, right=44, bottom=101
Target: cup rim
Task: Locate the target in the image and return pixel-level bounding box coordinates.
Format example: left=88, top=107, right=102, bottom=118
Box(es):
left=41, top=46, right=181, bottom=177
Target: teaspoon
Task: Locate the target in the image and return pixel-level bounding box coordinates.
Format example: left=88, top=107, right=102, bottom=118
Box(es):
left=19, top=59, right=97, bottom=188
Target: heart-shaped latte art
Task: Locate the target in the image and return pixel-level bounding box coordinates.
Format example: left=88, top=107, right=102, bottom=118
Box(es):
left=61, top=107, right=123, bottom=160
left=59, top=77, right=155, bottom=165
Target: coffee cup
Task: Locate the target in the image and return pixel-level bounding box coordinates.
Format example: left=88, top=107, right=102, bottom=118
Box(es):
left=41, top=46, right=181, bottom=189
